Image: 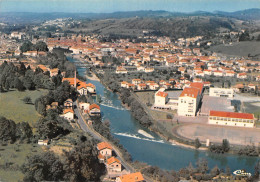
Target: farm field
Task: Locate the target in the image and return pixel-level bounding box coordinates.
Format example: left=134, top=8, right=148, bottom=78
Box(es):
left=0, top=143, right=42, bottom=182
left=0, top=89, right=48, bottom=126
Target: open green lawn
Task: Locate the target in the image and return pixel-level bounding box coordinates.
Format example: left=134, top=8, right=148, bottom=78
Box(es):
left=135, top=91, right=155, bottom=105
left=0, top=89, right=48, bottom=126
left=0, top=143, right=42, bottom=182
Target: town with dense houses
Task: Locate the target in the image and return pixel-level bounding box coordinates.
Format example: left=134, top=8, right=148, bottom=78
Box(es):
left=0, top=6, right=260, bottom=181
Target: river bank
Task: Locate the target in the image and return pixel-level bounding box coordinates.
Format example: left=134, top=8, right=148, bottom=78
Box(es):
left=86, top=71, right=100, bottom=81
left=69, top=55, right=259, bottom=174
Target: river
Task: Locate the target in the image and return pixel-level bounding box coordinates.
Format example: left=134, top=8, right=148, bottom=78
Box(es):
left=69, top=57, right=258, bottom=173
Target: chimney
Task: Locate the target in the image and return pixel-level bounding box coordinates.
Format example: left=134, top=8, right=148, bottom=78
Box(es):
left=74, top=70, right=77, bottom=88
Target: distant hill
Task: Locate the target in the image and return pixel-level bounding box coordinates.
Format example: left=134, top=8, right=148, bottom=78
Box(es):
left=0, top=8, right=260, bottom=24
left=215, top=8, right=260, bottom=20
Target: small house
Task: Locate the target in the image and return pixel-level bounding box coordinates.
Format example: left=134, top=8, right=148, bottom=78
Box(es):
left=106, top=157, right=121, bottom=172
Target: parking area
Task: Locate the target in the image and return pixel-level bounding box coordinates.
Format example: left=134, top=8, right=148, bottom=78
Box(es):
left=199, top=95, right=234, bottom=116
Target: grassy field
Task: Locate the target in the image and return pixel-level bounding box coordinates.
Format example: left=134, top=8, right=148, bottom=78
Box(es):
left=0, top=89, right=48, bottom=126
left=150, top=109, right=177, bottom=120
left=135, top=91, right=155, bottom=105
left=208, top=41, right=260, bottom=59
left=135, top=91, right=177, bottom=120
left=0, top=143, right=42, bottom=182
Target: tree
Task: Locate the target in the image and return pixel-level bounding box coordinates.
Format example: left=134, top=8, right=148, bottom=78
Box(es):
left=36, top=116, right=71, bottom=139
left=222, top=139, right=230, bottom=152
left=23, top=96, right=32, bottom=104
left=14, top=77, right=25, bottom=91
left=22, top=152, right=65, bottom=181
left=63, top=142, right=106, bottom=181
left=239, top=31, right=250, bottom=42
left=34, top=41, right=48, bottom=52
left=35, top=97, right=47, bottom=116
left=15, top=122, right=33, bottom=143
left=196, top=158, right=208, bottom=174
left=257, top=34, right=260, bottom=41
left=195, top=138, right=202, bottom=149
left=253, top=160, right=260, bottom=180
left=20, top=41, right=33, bottom=53
left=210, top=165, right=220, bottom=176
left=167, top=114, right=173, bottom=120
left=96, top=94, right=102, bottom=103
left=226, top=166, right=231, bottom=176
left=0, top=117, right=16, bottom=143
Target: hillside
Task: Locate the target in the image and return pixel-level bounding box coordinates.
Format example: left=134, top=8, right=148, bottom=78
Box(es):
left=1, top=8, right=260, bottom=24
left=67, top=16, right=246, bottom=39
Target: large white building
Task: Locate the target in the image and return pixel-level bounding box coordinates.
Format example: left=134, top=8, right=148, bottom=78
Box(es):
left=209, top=110, right=255, bottom=128
left=153, top=88, right=181, bottom=110
left=209, top=87, right=234, bottom=98
left=177, top=82, right=204, bottom=116
left=178, top=87, right=200, bottom=116
left=154, top=88, right=169, bottom=109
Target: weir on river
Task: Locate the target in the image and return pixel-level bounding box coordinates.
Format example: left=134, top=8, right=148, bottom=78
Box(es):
left=69, top=57, right=259, bottom=173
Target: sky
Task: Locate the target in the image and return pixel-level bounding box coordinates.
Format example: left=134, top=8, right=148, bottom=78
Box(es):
left=0, top=0, right=259, bottom=13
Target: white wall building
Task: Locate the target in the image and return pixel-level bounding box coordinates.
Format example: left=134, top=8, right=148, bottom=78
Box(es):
left=154, top=88, right=169, bottom=107
left=209, top=110, right=255, bottom=128
left=209, top=87, right=234, bottom=98
left=177, top=87, right=200, bottom=116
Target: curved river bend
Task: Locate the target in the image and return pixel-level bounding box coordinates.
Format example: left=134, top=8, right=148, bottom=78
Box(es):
left=70, top=57, right=258, bottom=173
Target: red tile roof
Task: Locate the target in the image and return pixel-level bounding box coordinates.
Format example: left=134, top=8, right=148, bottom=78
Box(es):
left=180, top=87, right=199, bottom=98
left=156, top=91, right=168, bottom=97
left=107, top=157, right=121, bottom=165
left=97, top=142, right=112, bottom=150
left=63, top=109, right=74, bottom=114
left=119, top=172, right=145, bottom=182
left=210, top=110, right=254, bottom=120
left=89, top=104, right=100, bottom=110
left=190, top=82, right=204, bottom=94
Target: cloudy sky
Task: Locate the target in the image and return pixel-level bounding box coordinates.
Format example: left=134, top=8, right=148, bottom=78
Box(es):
left=0, top=0, right=259, bottom=13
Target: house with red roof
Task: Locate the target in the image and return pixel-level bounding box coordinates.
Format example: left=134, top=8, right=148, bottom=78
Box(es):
left=132, top=79, right=142, bottom=85
left=88, top=104, right=101, bottom=116
left=149, top=83, right=159, bottom=90
left=86, top=83, right=96, bottom=94
left=209, top=110, right=255, bottom=128
left=137, top=83, right=147, bottom=90
left=116, top=172, right=145, bottom=182
left=237, top=72, right=247, bottom=79
left=97, top=142, right=113, bottom=162
left=121, top=81, right=129, bottom=88
left=106, top=157, right=122, bottom=172
left=77, top=82, right=88, bottom=95
left=177, top=82, right=204, bottom=117
left=153, top=88, right=177, bottom=110
left=61, top=109, right=74, bottom=121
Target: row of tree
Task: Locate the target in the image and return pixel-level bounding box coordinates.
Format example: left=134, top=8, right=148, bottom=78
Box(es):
left=0, top=61, right=60, bottom=91
left=209, top=139, right=230, bottom=154
left=0, top=117, right=33, bottom=144
left=142, top=158, right=260, bottom=182
left=20, top=41, right=48, bottom=53
left=120, top=88, right=152, bottom=127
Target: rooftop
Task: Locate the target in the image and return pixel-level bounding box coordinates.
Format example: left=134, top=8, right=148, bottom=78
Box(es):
left=107, top=157, right=121, bottom=165
left=210, top=110, right=254, bottom=119
left=119, top=172, right=145, bottom=182
left=180, top=87, right=199, bottom=98
left=97, top=142, right=112, bottom=150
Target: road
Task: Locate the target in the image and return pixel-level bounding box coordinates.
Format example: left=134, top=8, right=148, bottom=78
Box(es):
left=73, top=101, right=135, bottom=173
